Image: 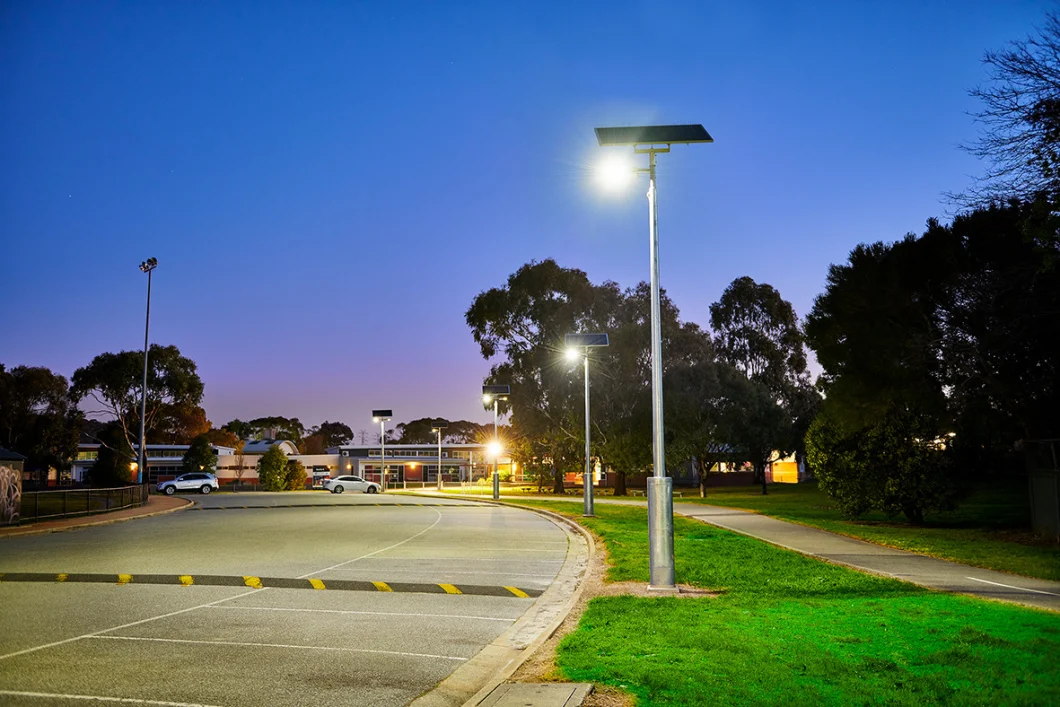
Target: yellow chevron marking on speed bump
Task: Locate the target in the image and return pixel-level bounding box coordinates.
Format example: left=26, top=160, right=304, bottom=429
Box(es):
left=439, top=583, right=462, bottom=595
left=179, top=575, right=194, bottom=586
left=243, top=576, right=262, bottom=589
left=117, top=574, right=132, bottom=585
left=372, top=581, right=393, bottom=592
left=308, top=579, right=326, bottom=590
left=56, top=574, right=68, bottom=582
left=504, top=586, right=529, bottom=598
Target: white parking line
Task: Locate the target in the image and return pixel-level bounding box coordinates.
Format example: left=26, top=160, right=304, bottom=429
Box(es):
left=0, top=589, right=263, bottom=662
left=0, top=689, right=221, bottom=706
left=965, top=576, right=1060, bottom=597
left=89, top=635, right=468, bottom=661
left=204, top=606, right=516, bottom=622
left=298, top=508, right=443, bottom=577
left=0, top=510, right=446, bottom=662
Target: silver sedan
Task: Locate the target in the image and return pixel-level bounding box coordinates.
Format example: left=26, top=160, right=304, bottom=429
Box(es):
left=324, top=475, right=382, bottom=494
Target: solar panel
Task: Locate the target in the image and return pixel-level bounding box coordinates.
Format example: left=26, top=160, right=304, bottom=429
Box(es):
left=594, top=125, right=713, bottom=146
left=482, top=385, right=510, bottom=396
left=371, top=409, right=393, bottom=418
left=565, top=333, right=610, bottom=347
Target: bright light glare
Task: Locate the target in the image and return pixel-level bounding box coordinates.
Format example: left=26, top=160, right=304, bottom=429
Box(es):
left=482, top=394, right=492, bottom=404
left=565, top=348, right=580, bottom=361
left=487, top=441, right=503, bottom=458
left=595, top=154, right=635, bottom=191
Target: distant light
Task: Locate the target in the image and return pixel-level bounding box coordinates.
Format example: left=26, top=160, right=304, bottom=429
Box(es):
left=129, top=462, right=138, bottom=471
left=595, top=154, right=635, bottom=191
left=565, top=348, right=580, bottom=361
left=487, top=441, right=502, bottom=458
left=346, top=463, right=352, bottom=470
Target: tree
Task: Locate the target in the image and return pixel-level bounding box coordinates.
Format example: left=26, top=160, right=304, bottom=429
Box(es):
left=232, top=440, right=248, bottom=484
left=466, top=260, right=596, bottom=494
left=315, top=421, right=353, bottom=449
left=247, top=416, right=306, bottom=445
left=710, top=277, right=817, bottom=491
left=960, top=12, right=1060, bottom=206
left=157, top=405, right=211, bottom=444
left=181, top=434, right=216, bottom=475
left=206, top=428, right=239, bottom=448
left=0, top=364, right=82, bottom=483
left=285, top=459, right=307, bottom=490
left=710, top=276, right=809, bottom=396
left=222, top=419, right=254, bottom=440
left=257, top=445, right=288, bottom=491
left=70, top=344, right=204, bottom=458
left=89, top=423, right=136, bottom=486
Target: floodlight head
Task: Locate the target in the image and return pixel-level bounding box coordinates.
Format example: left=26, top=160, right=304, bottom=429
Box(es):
left=596, top=154, right=636, bottom=191
left=431, top=418, right=449, bottom=432
left=482, top=384, right=510, bottom=397
left=139, top=257, right=158, bottom=273
left=594, top=124, right=713, bottom=146
left=371, top=409, right=392, bottom=423
left=565, top=348, right=581, bottom=362
left=487, top=441, right=502, bottom=458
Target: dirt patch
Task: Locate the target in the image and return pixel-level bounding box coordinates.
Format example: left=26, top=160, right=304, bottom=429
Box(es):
left=510, top=521, right=717, bottom=706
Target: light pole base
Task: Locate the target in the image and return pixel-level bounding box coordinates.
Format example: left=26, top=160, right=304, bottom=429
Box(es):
left=647, top=476, right=675, bottom=590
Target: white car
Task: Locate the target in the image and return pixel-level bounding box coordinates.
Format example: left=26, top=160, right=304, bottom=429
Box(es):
left=325, top=475, right=381, bottom=494
left=157, top=472, right=219, bottom=495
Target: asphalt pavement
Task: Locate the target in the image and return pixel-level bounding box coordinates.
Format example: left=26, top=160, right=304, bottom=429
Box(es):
left=0, top=491, right=589, bottom=707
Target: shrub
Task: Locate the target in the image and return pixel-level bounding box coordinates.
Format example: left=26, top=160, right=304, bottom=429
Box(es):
left=806, top=406, right=964, bottom=523
left=285, top=459, right=307, bottom=490
left=257, top=445, right=288, bottom=491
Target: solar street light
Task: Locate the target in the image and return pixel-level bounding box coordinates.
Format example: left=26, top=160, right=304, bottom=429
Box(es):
left=371, top=409, right=392, bottom=490
left=431, top=419, right=449, bottom=491
left=594, top=124, right=712, bottom=591
left=565, top=333, right=610, bottom=517
left=137, top=257, right=158, bottom=486
left=481, top=385, right=509, bottom=499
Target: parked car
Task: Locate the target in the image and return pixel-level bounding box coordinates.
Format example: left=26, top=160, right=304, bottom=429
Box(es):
left=158, top=472, right=219, bottom=495
left=324, top=475, right=381, bottom=494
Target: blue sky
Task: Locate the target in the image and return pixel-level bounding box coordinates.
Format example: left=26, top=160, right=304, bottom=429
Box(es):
left=0, top=0, right=1050, bottom=434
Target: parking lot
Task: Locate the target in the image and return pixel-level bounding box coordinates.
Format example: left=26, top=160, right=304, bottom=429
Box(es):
left=0, top=493, right=580, bottom=706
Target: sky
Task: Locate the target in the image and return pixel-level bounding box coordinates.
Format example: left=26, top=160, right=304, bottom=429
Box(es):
left=0, top=0, right=1051, bottom=435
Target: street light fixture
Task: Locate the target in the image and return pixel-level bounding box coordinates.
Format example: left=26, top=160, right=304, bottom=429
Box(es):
left=594, top=124, right=712, bottom=591
left=371, top=409, right=392, bottom=491
left=565, top=333, right=609, bottom=517
left=137, top=257, right=157, bottom=486
left=431, top=419, right=448, bottom=491
left=482, top=384, right=509, bottom=500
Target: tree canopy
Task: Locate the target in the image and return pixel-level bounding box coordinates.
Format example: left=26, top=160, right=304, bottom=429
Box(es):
left=181, top=434, right=217, bottom=475
left=0, top=364, right=82, bottom=480
left=69, top=344, right=204, bottom=456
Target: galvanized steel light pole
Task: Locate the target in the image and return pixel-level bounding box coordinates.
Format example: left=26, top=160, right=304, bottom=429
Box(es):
left=594, top=125, right=713, bottom=591
left=372, top=410, right=392, bottom=491
left=482, top=385, right=509, bottom=500
left=137, top=257, right=157, bottom=486
left=565, top=333, right=610, bottom=517
left=431, top=419, right=448, bottom=491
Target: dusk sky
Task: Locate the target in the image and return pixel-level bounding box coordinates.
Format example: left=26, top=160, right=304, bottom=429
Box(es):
left=1, top=1, right=1049, bottom=435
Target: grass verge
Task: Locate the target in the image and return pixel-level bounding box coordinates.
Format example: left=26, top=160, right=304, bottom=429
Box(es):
left=515, top=500, right=1060, bottom=707
left=681, top=481, right=1060, bottom=581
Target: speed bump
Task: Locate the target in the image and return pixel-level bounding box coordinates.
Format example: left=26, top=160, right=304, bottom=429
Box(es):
left=0, top=572, right=542, bottom=598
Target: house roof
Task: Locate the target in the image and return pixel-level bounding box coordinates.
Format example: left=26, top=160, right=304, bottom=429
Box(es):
left=0, top=447, right=27, bottom=461
left=242, top=439, right=299, bottom=454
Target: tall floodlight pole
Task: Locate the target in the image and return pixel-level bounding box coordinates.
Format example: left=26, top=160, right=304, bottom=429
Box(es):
left=372, top=410, right=392, bottom=491
left=137, top=257, right=158, bottom=486
left=565, top=333, right=610, bottom=517
left=431, top=419, right=448, bottom=491
left=594, top=125, right=712, bottom=591
left=482, top=385, right=510, bottom=500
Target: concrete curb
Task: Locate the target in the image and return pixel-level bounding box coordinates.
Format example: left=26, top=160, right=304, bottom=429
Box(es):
left=0, top=496, right=194, bottom=539
left=405, top=495, right=595, bottom=707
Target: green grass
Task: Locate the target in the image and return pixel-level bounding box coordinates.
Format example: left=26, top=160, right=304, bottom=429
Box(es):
left=514, top=501, right=1060, bottom=707
left=680, top=481, right=1060, bottom=581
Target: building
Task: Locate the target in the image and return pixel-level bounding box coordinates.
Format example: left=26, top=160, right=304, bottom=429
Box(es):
left=73, top=443, right=236, bottom=484
left=331, top=443, right=514, bottom=486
